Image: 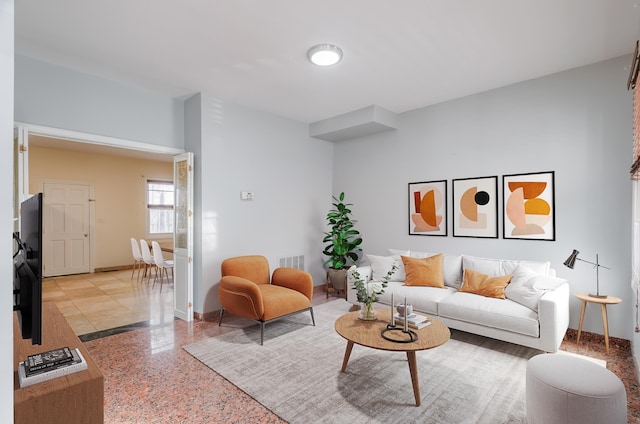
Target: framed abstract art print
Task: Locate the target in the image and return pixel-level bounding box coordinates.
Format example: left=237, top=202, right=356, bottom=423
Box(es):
left=502, top=171, right=555, bottom=241
left=452, top=176, right=498, bottom=238
left=408, top=180, right=447, bottom=236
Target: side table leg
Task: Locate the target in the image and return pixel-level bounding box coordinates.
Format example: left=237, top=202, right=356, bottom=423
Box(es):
left=406, top=351, right=421, bottom=406
left=577, top=300, right=587, bottom=344
left=600, top=304, right=611, bottom=355
left=341, top=341, right=354, bottom=372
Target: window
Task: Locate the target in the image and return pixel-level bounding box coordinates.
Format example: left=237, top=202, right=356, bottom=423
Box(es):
left=147, top=180, right=174, bottom=235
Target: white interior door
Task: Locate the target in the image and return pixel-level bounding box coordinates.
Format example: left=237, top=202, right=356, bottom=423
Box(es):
left=173, top=153, right=193, bottom=321
left=43, top=182, right=92, bottom=277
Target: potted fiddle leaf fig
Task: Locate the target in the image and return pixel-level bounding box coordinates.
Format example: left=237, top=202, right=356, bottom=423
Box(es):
left=322, top=192, right=363, bottom=291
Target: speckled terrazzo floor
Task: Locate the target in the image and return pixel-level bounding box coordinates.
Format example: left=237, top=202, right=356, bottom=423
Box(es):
left=47, top=271, right=640, bottom=423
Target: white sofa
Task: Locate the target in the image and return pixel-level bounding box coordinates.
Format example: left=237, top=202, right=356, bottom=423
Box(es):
left=346, top=250, right=570, bottom=353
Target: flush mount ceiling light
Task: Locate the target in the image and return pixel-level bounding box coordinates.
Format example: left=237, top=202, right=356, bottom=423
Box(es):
left=307, top=44, right=343, bottom=66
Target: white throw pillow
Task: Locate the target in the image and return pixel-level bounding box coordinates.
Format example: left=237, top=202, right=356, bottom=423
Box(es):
left=505, top=265, right=567, bottom=311
left=366, top=254, right=406, bottom=281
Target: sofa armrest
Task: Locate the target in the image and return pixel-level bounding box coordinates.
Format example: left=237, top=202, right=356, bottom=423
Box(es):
left=346, top=265, right=372, bottom=304
left=537, top=282, right=570, bottom=352
left=219, top=275, right=264, bottom=320
left=272, top=267, right=314, bottom=300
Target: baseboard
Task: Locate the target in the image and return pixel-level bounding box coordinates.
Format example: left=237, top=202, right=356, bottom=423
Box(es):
left=94, top=265, right=134, bottom=272
left=197, top=309, right=221, bottom=322
left=564, top=328, right=631, bottom=350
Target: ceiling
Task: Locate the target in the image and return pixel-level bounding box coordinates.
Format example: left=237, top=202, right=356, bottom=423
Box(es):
left=14, top=1, right=640, bottom=124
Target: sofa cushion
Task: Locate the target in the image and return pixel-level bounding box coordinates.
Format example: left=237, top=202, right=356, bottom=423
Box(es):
left=459, top=269, right=512, bottom=299
left=402, top=254, right=445, bottom=288
left=390, top=249, right=463, bottom=289
left=438, top=292, right=540, bottom=337
left=505, top=265, right=568, bottom=311
left=462, top=255, right=550, bottom=277
left=367, top=254, right=406, bottom=281
left=376, top=281, right=456, bottom=315
left=387, top=249, right=410, bottom=257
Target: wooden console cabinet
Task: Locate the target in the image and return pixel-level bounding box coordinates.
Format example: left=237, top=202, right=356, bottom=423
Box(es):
left=13, top=302, right=104, bottom=423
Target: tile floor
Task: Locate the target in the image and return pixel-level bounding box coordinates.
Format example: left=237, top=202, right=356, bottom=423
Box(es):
left=44, top=270, right=640, bottom=423
left=43, top=269, right=174, bottom=336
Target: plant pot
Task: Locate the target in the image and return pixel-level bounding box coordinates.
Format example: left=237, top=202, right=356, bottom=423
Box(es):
left=327, top=267, right=348, bottom=291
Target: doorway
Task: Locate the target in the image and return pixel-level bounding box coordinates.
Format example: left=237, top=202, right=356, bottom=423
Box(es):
left=15, top=123, right=193, bottom=327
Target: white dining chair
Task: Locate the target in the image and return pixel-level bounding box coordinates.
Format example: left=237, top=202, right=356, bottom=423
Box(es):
left=139, top=239, right=157, bottom=285
left=152, top=240, right=174, bottom=292
left=130, top=237, right=144, bottom=282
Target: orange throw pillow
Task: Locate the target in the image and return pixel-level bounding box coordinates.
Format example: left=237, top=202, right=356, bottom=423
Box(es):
left=401, top=254, right=445, bottom=288
left=460, top=269, right=512, bottom=299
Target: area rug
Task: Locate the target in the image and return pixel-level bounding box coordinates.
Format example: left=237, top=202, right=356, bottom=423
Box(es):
left=184, top=301, right=541, bottom=423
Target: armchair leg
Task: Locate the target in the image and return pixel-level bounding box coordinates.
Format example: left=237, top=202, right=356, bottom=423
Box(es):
left=218, top=308, right=225, bottom=326
left=310, top=307, right=315, bottom=326
left=260, top=322, right=265, bottom=346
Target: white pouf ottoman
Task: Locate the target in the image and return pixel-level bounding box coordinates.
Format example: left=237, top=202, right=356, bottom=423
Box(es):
left=526, top=353, right=627, bottom=424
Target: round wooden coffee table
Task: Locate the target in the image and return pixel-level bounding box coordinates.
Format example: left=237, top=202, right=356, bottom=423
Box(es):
left=334, top=309, right=450, bottom=406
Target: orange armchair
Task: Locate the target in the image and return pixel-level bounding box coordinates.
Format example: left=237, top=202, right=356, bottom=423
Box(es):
left=218, top=255, right=315, bottom=345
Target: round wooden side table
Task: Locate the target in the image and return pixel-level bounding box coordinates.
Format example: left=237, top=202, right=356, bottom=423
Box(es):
left=575, top=292, right=621, bottom=355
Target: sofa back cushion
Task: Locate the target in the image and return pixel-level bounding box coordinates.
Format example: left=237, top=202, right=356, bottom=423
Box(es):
left=366, top=254, right=407, bottom=281
left=462, top=255, right=550, bottom=277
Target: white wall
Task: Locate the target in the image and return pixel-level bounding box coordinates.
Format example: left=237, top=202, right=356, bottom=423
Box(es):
left=195, top=93, right=333, bottom=314
left=13, top=54, right=335, bottom=319
left=1, top=0, right=14, bottom=421
left=14, top=55, right=184, bottom=149
left=334, top=56, right=634, bottom=341
left=184, top=93, right=204, bottom=314
left=13, top=41, right=638, bottom=365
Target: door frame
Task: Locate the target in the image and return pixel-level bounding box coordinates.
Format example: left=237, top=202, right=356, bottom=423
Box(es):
left=15, top=122, right=189, bottom=315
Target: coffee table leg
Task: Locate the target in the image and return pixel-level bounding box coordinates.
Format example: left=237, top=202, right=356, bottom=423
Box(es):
left=406, top=351, right=421, bottom=406
left=341, top=341, right=354, bottom=372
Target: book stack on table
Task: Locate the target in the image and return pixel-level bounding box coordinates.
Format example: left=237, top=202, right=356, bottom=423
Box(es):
left=394, top=313, right=432, bottom=329
left=18, top=346, right=88, bottom=388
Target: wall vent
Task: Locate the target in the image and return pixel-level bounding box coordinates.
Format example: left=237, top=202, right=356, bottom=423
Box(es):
left=279, top=255, right=305, bottom=270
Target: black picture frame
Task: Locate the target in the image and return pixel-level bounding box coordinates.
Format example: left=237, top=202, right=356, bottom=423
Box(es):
left=408, top=180, right=447, bottom=236
left=452, top=176, right=498, bottom=238
left=502, top=171, right=555, bottom=241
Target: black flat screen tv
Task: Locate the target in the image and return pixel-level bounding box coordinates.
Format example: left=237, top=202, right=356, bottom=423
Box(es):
left=13, top=193, right=43, bottom=345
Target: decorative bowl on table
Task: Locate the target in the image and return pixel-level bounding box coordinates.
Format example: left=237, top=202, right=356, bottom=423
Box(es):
left=396, top=304, right=413, bottom=317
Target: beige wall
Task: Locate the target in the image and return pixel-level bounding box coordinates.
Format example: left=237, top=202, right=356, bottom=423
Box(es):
left=29, top=145, right=173, bottom=270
